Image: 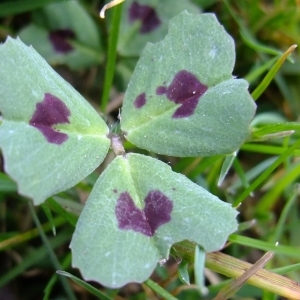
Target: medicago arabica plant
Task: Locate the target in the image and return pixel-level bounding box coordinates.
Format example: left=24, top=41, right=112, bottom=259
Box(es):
left=0, top=10, right=258, bottom=290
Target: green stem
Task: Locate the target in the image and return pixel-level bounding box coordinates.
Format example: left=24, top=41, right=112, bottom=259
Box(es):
left=28, top=201, right=77, bottom=300
left=100, top=2, right=123, bottom=112
left=144, top=279, right=178, bottom=300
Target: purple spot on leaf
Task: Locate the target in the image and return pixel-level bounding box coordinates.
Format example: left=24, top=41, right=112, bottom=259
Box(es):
left=29, top=93, right=70, bottom=145
left=113, top=189, right=118, bottom=193
left=156, top=86, right=167, bottom=95
left=115, top=190, right=173, bottom=237
left=134, top=92, right=147, bottom=108
left=156, top=70, right=208, bottom=118
left=128, top=1, right=161, bottom=34
left=49, top=29, right=75, bottom=53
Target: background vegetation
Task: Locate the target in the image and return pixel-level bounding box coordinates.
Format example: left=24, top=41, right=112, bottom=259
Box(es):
left=1, top=0, right=300, bottom=299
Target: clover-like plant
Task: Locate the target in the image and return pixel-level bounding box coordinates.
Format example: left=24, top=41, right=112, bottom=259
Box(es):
left=0, top=12, right=256, bottom=288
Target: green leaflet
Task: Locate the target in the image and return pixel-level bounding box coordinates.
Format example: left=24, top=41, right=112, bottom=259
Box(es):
left=0, top=38, right=110, bottom=204
left=118, top=0, right=199, bottom=57
left=71, top=153, right=238, bottom=288
left=19, top=0, right=103, bottom=69
left=121, top=12, right=256, bottom=157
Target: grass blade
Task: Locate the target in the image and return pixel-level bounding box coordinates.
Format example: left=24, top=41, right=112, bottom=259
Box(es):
left=233, top=138, right=300, bottom=206
left=100, top=1, right=123, bottom=111
left=144, top=279, right=178, bottom=300
left=57, top=271, right=113, bottom=300
left=29, top=201, right=77, bottom=300
left=251, top=45, right=297, bottom=101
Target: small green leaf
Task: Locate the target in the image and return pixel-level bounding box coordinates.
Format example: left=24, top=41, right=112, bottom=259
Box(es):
left=118, top=0, right=199, bottom=57
left=71, top=153, right=238, bottom=288
left=0, top=37, right=110, bottom=204
left=121, top=12, right=256, bottom=157
left=18, top=1, right=103, bottom=69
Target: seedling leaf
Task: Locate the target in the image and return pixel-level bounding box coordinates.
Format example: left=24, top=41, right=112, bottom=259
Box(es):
left=0, top=37, right=110, bottom=204
left=118, top=0, right=199, bottom=56
left=18, top=1, right=103, bottom=69
left=71, top=153, right=238, bottom=288
left=121, top=12, right=256, bottom=157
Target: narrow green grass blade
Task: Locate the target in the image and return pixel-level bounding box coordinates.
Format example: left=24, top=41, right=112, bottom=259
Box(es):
left=251, top=112, right=287, bottom=127
left=272, top=262, right=300, bottom=275
left=0, top=228, right=71, bottom=288
left=241, top=143, right=300, bottom=156
left=218, top=153, right=236, bottom=186
left=232, top=158, right=251, bottom=192
left=251, top=122, right=300, bottom=139
left=251, top=45, right=297, bottom=101
left=233, top=138, right=300, bottom=206
left=57, top=271, right=113, bottom=300
left=144, top=279, right=178, bottom=300
left=184, top=156, right=223, bottom=179
left=271, top=190, right=299, bottom=244
left=239, top=28, right=287, bottom=58
left=194, top=245, right=207, bottom=295
left=0, top=0, right=67, bottom=16
left=46, top=198, right=78, bottom=227
left=229, top=157, right=277, bottom=193
left=44, top=253, right=72, bottom=300
left=237, top=220, right=256, bottom=232
left=0, top=216, right=65, bottom=252
left=245, top=57, right=278, bottom=84
left=255, top=162, right=300, bottom=213
left=229, top=234, right=300, bottom=259
left=100, top=2, right=123, bottom=111
left=41, top=203, right=56, bottom=235
left=29, top=201, right=77, bottom=300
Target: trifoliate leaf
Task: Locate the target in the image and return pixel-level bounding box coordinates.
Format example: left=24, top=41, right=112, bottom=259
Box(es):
left=0, top=37, right=110, bottom=204
left=121, top=12, right=256, bottom=157
left=71, top=153, right=238, bottom=288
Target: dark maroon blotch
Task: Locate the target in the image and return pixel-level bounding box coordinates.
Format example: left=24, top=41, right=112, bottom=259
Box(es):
left=134, top=92, right=147, bottom=108
left=128, top=1, right=161, bottom=34
left=29, top=93, right=70, bottom=145
left=115, top=190, right=173, bottom=237
left=156, top=70, right=208, bottom=118
left=113, top=189, right=118, bottom=193
left=49, top=29, right=75, bottom=53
